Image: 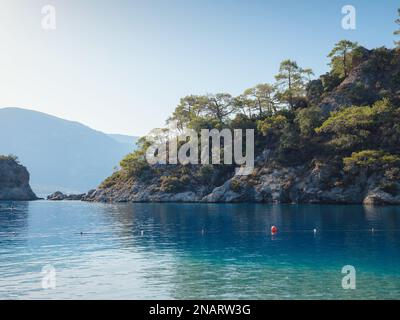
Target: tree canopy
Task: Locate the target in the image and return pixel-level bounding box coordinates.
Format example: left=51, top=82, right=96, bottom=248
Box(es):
left=241, top=83, right=277, bottom=117
left=328, top=40, right=359, bottom=78
left=275, top=60, right=312, bottom=109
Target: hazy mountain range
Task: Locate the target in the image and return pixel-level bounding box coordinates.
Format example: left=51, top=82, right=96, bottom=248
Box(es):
left=0, top=107, right=137, bottom=196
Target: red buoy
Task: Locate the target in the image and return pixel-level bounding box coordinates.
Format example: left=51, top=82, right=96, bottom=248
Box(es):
left=271, top=225, right=278, bottom=234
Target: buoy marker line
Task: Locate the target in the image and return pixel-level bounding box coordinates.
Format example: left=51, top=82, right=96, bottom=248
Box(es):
left=0, top=228, right=398, bottom=238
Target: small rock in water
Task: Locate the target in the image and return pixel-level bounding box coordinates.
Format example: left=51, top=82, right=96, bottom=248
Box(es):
left=47, top=191, right=86, bottom=201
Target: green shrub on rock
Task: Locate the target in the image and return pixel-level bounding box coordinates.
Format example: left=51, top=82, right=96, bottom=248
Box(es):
left=343, top=150, right=400, bottom=172
left=230, top=179, right=242, bottom=193
left=257, top=114, right=288, bottom=136
left=160, top=176, right=185, bottom=193
left=295, top=106, right=324, bottom=137
left=100, top=171, right=122, bottom=188
left=120, top=150, right=150, bottom=179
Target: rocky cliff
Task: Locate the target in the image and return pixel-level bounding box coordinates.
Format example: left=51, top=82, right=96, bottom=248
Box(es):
left=83, top=150, right=400, bottom=205
left=84, top=47, right=400, bottom=205
left=315, top=47, right=400, bottom=113
left=0, top=156, right=38, bottom=201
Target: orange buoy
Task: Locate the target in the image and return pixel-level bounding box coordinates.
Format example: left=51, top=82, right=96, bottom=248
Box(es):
left=271, top=225, right=278, bottom=234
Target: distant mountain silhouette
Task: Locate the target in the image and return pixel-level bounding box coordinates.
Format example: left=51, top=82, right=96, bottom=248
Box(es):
left=107, top=134, right=138, bottom=146
left=0, top=107, right=137, bottom=195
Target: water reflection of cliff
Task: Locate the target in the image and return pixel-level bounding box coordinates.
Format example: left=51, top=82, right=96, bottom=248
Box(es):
left=0, top=201, right=30, bottom=243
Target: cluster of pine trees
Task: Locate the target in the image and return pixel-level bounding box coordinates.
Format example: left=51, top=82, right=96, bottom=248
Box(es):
left=102, top=9, right=400, bottom=190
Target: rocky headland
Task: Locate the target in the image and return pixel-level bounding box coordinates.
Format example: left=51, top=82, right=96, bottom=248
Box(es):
left=84, top=46, right=400, bottom=205
left=0, top=156, right=38, bottom=201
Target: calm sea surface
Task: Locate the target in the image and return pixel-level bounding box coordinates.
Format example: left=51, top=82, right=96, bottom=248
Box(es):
left=1, top=201, right=400, bottom=299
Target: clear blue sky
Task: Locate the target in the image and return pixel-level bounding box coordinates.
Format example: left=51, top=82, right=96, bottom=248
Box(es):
left=0, top=0, right=398, bottom=135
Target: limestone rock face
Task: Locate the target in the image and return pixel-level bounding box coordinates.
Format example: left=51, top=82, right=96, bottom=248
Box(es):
left=84, top=157, right=400, bottom=205
left=83, top=180, right=205, bottom=203
left=199, top=161, right=400, bottom=205
left=363, top=188, right=400, bottom=206
left=0, top=157, right=38, bottom=201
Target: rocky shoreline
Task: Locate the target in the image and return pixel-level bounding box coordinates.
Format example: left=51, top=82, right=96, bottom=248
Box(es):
left=47, top=191, right=87, bottom=201
left=81, top=152, right=400, bottom=206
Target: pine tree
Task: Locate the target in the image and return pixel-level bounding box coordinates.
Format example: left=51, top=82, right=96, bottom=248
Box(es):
left=328, top=40, right=358, bottom=78
left=275, top=60, right=310, bottom=109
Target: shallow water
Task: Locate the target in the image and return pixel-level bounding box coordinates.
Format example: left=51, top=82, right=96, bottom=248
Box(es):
left=0, top=201, right=400, bottom=299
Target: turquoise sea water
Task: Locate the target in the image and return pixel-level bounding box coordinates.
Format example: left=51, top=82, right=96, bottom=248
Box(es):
left=0, top=201, right=400, bottom=299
